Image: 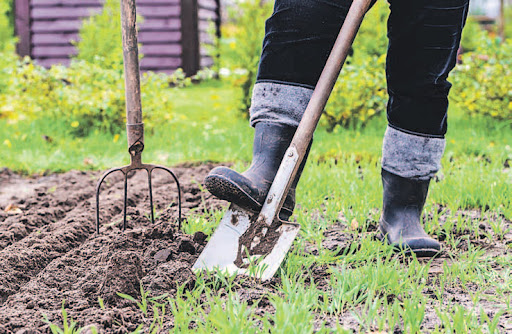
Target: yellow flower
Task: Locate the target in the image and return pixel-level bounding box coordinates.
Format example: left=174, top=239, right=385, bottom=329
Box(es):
left=3, top=139, right=12, bottom=148
left=71, top=121, right=79, bottom=128
left=229, top=42, right=236, bottom=49
left=508, top=101, right=512, bottom=110
left=113, top=134, right=120, bottom=143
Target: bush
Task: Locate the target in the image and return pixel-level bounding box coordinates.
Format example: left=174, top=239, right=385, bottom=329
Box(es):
left=217, top=0, right=273, bottom=116
left=352, top=1, right=389, bottom=58
left=0, top=0, right=14, bottom=51
left=0, top=55, right=184, bottom=136
left=451, top=39, right=512, bottom=123
left=323, top=54, right=387, bottom=130
left=322, top=1, right=389, bottom=131
left=460, top=17, right=488, bottom=53
left=75, top=0, right=124, bottom=69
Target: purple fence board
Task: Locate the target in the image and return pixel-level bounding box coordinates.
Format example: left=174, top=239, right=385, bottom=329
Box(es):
left=32, top=0, right=100, bottom=6
left=35, top=57, right=71, bottom=67
left=32, top=30, right=181, bottom=46
left=200, top=57, right=213, bottom=67
left=139, top=19, right=181, bottom=31
left=32, top=45, right=76, bottom=57
left=199, top=31, right=213, bottom=44
left=139, top=31, right=181, bottom=44
left=198, top=8, right=216, bottom=20
left=32, top=0, right=180, bottom=5
left=138, top=5, right=180, bottom=17
left=32, top=32, right=79, bottom=45
left=31, top=7, right=102, bottom=19
left=140, top=56, right=182, bottom=69
left=198, top=19, right=212, bottom=31
left=31, top=5, right=179, bottom=19
left=32, top=20, right=84, bottom=33
left=141, top=44, right=182, bottom=56
left=198, top=0, right=217, bottom=10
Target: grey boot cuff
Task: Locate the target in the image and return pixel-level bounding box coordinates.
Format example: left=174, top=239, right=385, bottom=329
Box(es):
left=249, top=82, right=314, bottom=128
left=382, top=126, right=446, bottom=181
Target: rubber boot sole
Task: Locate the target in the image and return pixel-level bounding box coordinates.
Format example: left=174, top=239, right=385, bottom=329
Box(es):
left=204, top=173, right=293, bottom=220
left=376, top=233, right=441, bottom=258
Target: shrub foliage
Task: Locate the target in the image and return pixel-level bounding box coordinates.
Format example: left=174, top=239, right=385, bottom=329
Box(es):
left=323, top=54, right=387, bottom=131
left=451, top=39, right=512, bottom=123
left=75, top=0, right=124, bottom=69
left=216, top=0, right=273, bottom=116
left=0, top=56, right=179, bottom=136
left=0, top=0, right=13, bottom=51
left=324, top=1, right=389, bottom=130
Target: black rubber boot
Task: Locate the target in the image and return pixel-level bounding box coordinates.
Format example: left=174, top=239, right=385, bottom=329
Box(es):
left=379, top=169, right=441, bottom=257
left=204, top=122, right=308, bottom=221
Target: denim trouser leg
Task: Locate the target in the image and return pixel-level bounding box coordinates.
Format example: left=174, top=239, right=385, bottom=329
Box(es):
left=250, top=0, right=351, bottom=128
left=249, top=0, right=469, bottom=180
left=382, top=0, right=469, bottom=180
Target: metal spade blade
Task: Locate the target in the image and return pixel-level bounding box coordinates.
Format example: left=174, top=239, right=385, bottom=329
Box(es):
left=192, top=204, right=300, bottom=281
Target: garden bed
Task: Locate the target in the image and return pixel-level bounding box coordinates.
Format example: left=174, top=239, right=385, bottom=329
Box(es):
left=0, top=164, right=511, bottom=332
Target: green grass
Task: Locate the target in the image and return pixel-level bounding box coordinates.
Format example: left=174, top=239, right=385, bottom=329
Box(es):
left=5, top=79, right=512, bottom=333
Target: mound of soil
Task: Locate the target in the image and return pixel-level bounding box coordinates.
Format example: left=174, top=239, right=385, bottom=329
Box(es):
left=0, top=164, right=225, bottom=333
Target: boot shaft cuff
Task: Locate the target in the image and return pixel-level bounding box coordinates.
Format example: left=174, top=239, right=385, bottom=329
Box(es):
left=382, top=125, right=445, bottom=181
left=249, top=82, right=313, bottom=128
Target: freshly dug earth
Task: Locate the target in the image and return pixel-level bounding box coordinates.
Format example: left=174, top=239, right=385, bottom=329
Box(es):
left=0, top=165, right=511, bottom=333
left=0, top=164, right=226, bottom=333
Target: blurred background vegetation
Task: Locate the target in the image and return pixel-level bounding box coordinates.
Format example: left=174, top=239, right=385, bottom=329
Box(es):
left=0, top=0, right=510, bottom=170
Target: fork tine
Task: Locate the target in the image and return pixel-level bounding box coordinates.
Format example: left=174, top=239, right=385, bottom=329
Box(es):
left=122, top=171, right=129, bottom=231
left=148, top=168, right=155, bottom=224
left=153, top=166, right=182, bottom=230
left=96, top=165, right=181, bottom=233
left=96, top=167, right=124, bottom=233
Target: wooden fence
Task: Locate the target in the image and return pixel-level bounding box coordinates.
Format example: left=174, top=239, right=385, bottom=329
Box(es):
left=14, top=0, right=220, bottom=75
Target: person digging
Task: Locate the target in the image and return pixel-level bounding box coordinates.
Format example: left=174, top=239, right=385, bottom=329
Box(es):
left=204, top=0, right=470, bottom=258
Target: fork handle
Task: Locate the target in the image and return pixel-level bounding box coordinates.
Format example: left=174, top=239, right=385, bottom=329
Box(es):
left=121, top=0, right=144, bottom=149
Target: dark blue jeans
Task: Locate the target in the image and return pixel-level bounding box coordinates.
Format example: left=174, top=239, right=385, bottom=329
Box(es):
left=256, top=0, right=470, bottom=137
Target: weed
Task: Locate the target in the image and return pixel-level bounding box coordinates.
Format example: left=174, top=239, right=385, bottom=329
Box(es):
left=42, top=300, right=93, bottom=334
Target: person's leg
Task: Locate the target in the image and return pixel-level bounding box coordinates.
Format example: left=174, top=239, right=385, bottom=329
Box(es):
left=206, top=0, right=352, bottom=219
left=380, top=0, right=470, bottom=255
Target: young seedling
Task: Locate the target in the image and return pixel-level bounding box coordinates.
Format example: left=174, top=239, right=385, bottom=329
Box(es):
left=401, top=295, right=426, bottom=334
left=42, top=300, right=89, bottom=334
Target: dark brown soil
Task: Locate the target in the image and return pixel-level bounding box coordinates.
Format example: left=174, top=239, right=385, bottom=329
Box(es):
left=234, top=214, right=283, bottom=268
left=0, top=164, right=225, bottom=333
left=0, top=166, right=510, bottom=333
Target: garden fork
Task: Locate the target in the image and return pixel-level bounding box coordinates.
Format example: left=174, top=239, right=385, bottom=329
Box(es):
left=95, top=0, right=181, bottom=233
